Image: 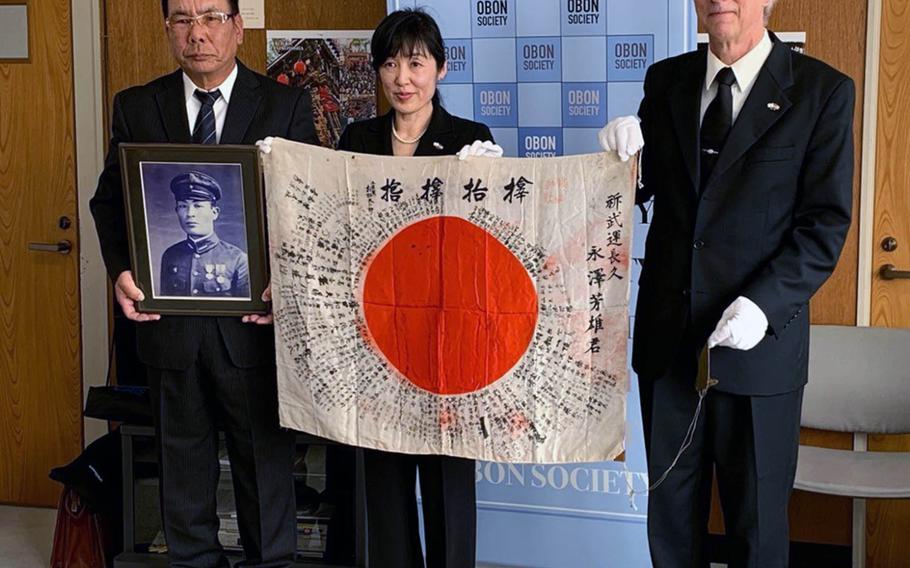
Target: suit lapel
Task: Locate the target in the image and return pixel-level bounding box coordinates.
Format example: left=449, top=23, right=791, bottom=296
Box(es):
left=668, top=54, right=706, bottom=192
left=220, top=63, right=262, bottom=145
left=155, top=69, right=192, bottom=143
left=362, top=110, right=395, bottom=155
left=415, top=105, right=456, bottom=156
left=377, top=111, right=394, bottom=156
left=706, top=40, right=794, bottom=187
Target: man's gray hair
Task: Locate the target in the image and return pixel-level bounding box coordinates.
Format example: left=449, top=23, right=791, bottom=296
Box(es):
left=764, top=0, right=779, bottom=23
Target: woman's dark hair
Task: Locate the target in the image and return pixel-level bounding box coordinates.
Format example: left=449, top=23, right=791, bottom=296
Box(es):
left=371, top=9, right=446, bottom=104
left=161, top=0, right=240, bottom=18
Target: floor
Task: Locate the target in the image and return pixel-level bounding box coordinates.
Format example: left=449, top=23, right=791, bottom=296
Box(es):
left=0, top=504, right=732, bottom=568
left=0, top=505, right=57, bottom=568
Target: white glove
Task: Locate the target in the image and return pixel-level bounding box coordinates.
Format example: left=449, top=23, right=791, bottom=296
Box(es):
left=255, top=136, right=275, bottom=155
left=457, top=140, right=504, bottom=160
left=708, top=296, right=769, bottom=351
left=597, top=115, right=644, bottom=162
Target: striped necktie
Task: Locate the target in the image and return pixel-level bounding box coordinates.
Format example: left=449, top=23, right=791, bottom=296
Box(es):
left=192, top=89, right=221, bottom=144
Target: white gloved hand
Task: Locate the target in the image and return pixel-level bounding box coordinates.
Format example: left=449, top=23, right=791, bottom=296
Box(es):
left=457, top=140, right=504, bottom=160
left=597, top=115, right=644, bottom=162
left=708, top=296, right=769, bottom=351
left=255, top=136, right=275, bottom=155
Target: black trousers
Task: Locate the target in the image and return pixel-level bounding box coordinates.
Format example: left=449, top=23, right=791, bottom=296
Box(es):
left=147, top=320, right=296, bottom=568
left=639, top=343, right=803, bottom=568
left=363, top=449, right=476, bottom=568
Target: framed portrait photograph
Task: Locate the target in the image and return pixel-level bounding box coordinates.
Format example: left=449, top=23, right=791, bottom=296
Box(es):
left=119, top=144, right=269, bottom=315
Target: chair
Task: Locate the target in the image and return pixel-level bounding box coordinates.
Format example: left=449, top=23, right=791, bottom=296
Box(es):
left=795, top=324, right=910, bottom=568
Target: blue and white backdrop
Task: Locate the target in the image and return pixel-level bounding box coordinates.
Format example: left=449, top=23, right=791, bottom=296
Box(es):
left=385, top=2, right=696, bottom=565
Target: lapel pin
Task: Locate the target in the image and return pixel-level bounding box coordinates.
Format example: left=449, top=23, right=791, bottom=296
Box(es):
left=432, top=141, right=444, bottom=150
left=767, top=102, right=780, bottom=111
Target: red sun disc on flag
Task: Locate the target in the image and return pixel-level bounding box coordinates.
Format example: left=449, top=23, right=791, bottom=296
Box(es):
left=362, top=216, right=539, bottom=395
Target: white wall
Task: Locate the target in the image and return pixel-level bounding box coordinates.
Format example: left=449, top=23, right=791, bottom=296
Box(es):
left=72, top=0, right=110, bottom=446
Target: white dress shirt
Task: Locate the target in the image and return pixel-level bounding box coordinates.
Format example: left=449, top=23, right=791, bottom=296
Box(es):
left=700, top=30, right=773, bottom=126
left=182, top=64, right=238, bottom=143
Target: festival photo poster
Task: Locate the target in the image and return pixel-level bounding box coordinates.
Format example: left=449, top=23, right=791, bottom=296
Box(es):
left=267, top=31, right=377, bottom=148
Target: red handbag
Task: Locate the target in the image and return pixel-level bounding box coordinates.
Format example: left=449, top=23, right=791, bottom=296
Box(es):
left=50, top=487, right=109, bottom=568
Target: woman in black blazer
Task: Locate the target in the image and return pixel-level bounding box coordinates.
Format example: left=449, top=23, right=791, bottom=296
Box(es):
left=336, top=8, right=500, bottom=568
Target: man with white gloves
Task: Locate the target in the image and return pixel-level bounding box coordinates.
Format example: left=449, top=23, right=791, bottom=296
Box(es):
left=599, top=0, right=854, bottom=566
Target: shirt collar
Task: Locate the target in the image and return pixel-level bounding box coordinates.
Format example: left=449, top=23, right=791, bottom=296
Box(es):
left=187, top=232, right=220, bottom=254
left=182, top=63, right=239, bottom=104
left=705, top=30, right=773, bottom=91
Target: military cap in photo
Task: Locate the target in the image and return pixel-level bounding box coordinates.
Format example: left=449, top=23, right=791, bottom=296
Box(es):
left=170, top=171, right=223, bottom=202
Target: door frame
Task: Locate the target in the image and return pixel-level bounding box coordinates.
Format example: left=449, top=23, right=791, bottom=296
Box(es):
left=857, top=0, right=881, bottom=329
left=72, top=0, right=109, bottom=446
left=851, top=0, right=883, bottom=565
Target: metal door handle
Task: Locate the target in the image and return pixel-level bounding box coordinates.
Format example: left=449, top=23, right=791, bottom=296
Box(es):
left=880, top=264, right=910, bottom=280
left=28, top=240, right=72, bottom=254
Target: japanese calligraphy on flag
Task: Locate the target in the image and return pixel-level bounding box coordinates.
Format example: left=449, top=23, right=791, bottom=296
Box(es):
left=262, top=139, right=635, bottom=463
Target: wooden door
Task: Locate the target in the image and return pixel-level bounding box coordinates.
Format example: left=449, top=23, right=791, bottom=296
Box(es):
left=0, top=0, right=82, bottom=507
left=868, top=0, right=910, bottom=564
left=768, top=0, right=869, bottom=550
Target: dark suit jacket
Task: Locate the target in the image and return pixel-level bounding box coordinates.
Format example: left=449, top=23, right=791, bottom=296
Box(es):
left=336, top=104, right=493, bottom=158
left=90, top=61, right=318, bottom=370
left=633, top=35, right=854, bottom=395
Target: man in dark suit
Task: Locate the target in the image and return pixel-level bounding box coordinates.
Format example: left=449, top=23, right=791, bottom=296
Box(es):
left=600, top=0, right=854, bottom=566
left=90, top=1, right=317, bottom=565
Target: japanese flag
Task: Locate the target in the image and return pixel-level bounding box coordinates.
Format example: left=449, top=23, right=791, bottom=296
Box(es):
left=263, top=139, right=634, bottom=463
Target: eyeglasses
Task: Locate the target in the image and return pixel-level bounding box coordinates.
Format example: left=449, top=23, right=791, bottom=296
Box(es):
left=165, top=11, right=235, bottom=31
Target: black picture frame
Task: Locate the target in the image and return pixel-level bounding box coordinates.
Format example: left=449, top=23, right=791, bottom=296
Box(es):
left=119, top=143, right=269, bottom=315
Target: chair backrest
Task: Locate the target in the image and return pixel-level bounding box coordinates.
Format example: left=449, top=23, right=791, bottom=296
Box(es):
left=804, top=325, right=910, bottom=434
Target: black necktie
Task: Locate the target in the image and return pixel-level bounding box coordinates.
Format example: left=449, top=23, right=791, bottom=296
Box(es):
left=192, top=89, right=221, bottom=144
left=699, top=67, right=735, bottom=190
